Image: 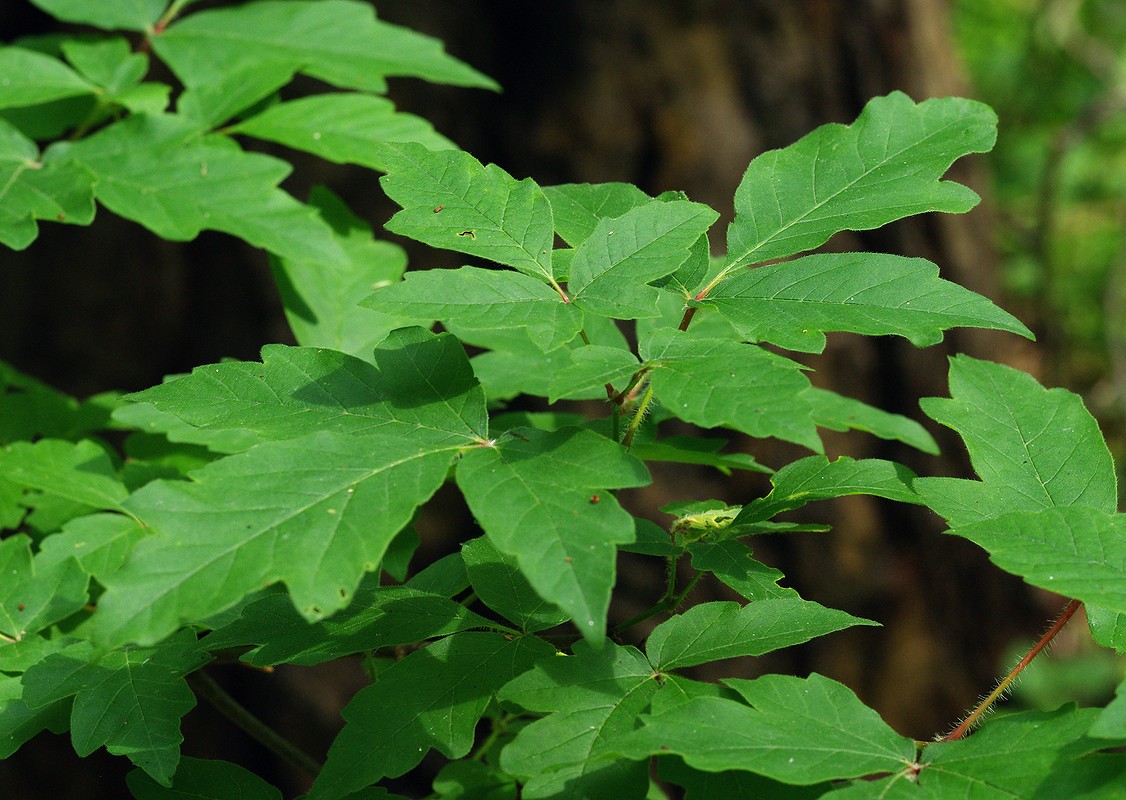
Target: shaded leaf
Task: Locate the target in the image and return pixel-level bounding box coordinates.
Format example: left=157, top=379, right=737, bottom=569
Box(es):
left=120, top=329, right=488, bottom=451
left=311, top=632, right=552, bottom=800
left=735, top=455, right=921, bottom=525
left=380, top=142, right=554, bottom=279
left=723, top=92, right=996, bottom=269
left=232, top=94, right=456, bottom=169
left=127, top=757, right=282, bottom=799
left=1091, top=676, right=1126, bottom=738
left=701, top=253, right=1030, bottom=352
left=631, top=436, right=771, bottom=475
left=93, top=431, right=461, bottom=649
left=641, top=328, right=820, bottom=450
left=154, top=0, right=495, bottom=92
left=915, top=356, right=1117, bottom=527
left=456, top=428, right=650, bottom=639
left=177, top=63, right=293, bottom=129
left=646, top=599, right=874, bottom=670
left=687, top=541, right=795, bottom=601
left=368, top=266, right=583, bottom=352
left=615, top=673, right=916, bottom=783
left=62, top=37, right=147, bottom=96
left=659, top=758, right=827, bottom=800
left=804, top=386, right=938, bottom=454
left=204, top=583, right=492, bottom=667
left=60, top=114, right=348, bottom=266
left=0, top=672, right=70, bottom=759
left=499, top=640, right=658, bottom=800
left=462, top=536, right=569, bottom=632
left=432, top=760, right=517, bottom=800
left=271, top=186, right=413, bottom=357
left=21, top=631, right=207, bottom=785
left=568, top=200, right=718, bottom=318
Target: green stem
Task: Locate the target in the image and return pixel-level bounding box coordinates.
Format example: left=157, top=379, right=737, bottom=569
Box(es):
left=940, top=599, right=1082, bottom=742
left=620, top=383, right=654, bottom=450
left=612, top=556, right=701, bottom=634
left=187, top=670, right=323, bottom=777
left=470, top=712, right=513, bottom=762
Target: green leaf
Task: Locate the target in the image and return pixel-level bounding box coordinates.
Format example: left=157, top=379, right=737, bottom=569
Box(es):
left=1091, top=676, right=1126, bottom=738
left=154, top=0, right=496, bottom=92
left=949, top=506, right=1126, bottom=612
left=915, top=356, right=1117, bottom=527
left=659, top=759, right=827, bottom=800
left=204, top=584, right=493, bottom=667
left=21, top=631, right=207, bottom=785
left=93, top=431, right=461, bottom=649
left=0, top=672, right=70, bottom=759
left=544, top=182, right=652, bottom=247
left=0, top=535, right=88, bottom=641
left=271, top=187, right=413, bottom=357
left=0, top=46, right=95, bottom=108
left=843, top=707, right=1108, bottom=799
left=59, top=114, right=348, bottom=267
left=379, top=142, right=555, bottom=280
left=1087, top=606, right=1126, bottom=653
left=127, top=757, right=282, bottom=800
left=121, top=329, right=488, bottom=451
left=28, top=0, right=167, bottom=32
left=0, top=438, right=129, bottom=513
left=549, top=346, right=640, bottom=402
left=804, top=386, right=939, bottom=454
left=630, top=435, right=771, bottom=475
left=499, top=640, right=659, bottom=800
left=36, top=513, right=147, bottom=581
left=568, top=200, right=719, bottom=319
left=687, top=541, right=795, bottom=601
left=647, top=599, right=874, bottom=670
left=723, top=92, right=996, bottom=269
left=735, top=455, right=922, bottom=525
left=462, top=536, right=569, bottom=633
left=432, top=760, right=517, bottom=800
left=457, top=428, right=649, bottom=639
left=616, top=673, right=916, bottom=783
left=310, top=632, right=552, bottom=800
left=641, top=328, right=820, bottom=450
left=368, top=266, right=583, bottom=351
left=700, top=253, right=1031, bottom=352
left=231, top=94, right=456, bottom=169
left=61, top=37, right=147, bottom=96
left=0, top=119, right=96, bottom=250
left=177, top=63, right=293, bottom=129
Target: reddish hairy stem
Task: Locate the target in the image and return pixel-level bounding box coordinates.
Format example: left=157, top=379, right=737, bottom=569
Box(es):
left=941, top=598, right=1082, bottom=742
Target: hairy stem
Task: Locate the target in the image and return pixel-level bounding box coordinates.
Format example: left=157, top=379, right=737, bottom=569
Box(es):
left=941, top=599, right=1082, bottom=742
left=187, top=670, right=323, bottom=777
left=620, top=383, right=654, bottom=449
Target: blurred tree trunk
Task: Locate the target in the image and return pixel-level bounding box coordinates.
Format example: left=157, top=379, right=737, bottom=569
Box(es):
left=379, top=0, right=1048, bottom=738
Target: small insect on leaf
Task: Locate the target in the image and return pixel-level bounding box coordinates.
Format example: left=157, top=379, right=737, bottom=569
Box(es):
left=434, top=205, right=444, bottom=213
left=589, top=494, right=600, bottom=504
left=18, top=604, right=26, bottom=611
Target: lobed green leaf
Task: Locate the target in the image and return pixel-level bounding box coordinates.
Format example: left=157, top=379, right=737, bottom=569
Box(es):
left=804, top=386, right=939, bottom=454
left=723, top=92, right=996, bottom=269
left=379, top=142, right=555, bottom=280
left=456, top=427, right=650, bottom=639
left=231, top=94, right=456, bottom=170
left=462, top=536, right=570, bottom=633
left=311, top=632, right=553, bottom=800
left=27, top=0, right=168, bottom=32
left=915, top=355, right=1117, bottom=527
left=646, top=599, right=875, bottom=670
left=154, top=0, right=496, bottom=92
left=368, top=266, right=583, bottom=352
left=641, top=328, right=820, bottom=450
left=499, top=640, right=658, bottom=800
left=616, top=673, right=916, bottom=783
left=700, top=253, right=1031, bottom=352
